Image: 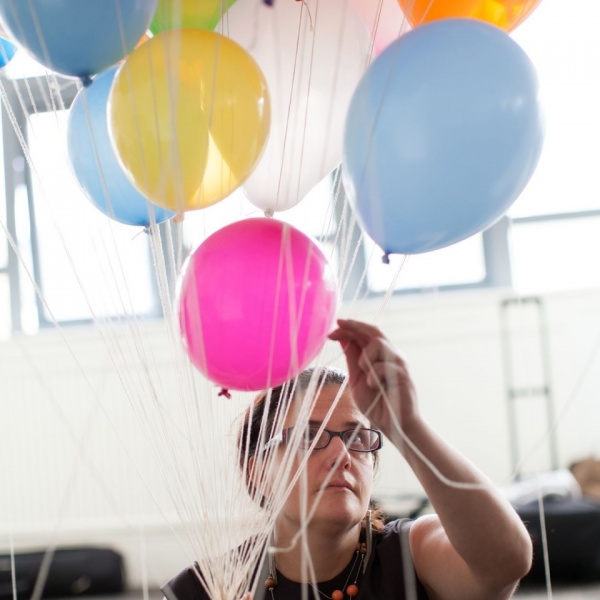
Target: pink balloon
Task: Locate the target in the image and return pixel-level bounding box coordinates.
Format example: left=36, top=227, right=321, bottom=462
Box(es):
left=349, top=0, right=411, bottom=56
left=178, top=218, right=338, bottom=392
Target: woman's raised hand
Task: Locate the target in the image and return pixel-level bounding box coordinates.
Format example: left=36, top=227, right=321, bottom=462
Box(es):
left=328, top=319, right=419, bottom=438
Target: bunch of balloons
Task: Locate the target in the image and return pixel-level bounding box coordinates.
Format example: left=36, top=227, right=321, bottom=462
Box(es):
left=0, top=0, right=272, bottom=222
left=343, top=0, right=544, bottom=255
left=0, top=0, right=545, bottom=391
left=0, top=0, right=347, bottom=392
left=0, top=0, right=169, bottom=227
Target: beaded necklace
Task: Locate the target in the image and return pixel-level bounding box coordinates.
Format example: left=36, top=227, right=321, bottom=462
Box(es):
left=265, top=541, right=366, bottom=600
left=264, top=511, right=373, bottom=600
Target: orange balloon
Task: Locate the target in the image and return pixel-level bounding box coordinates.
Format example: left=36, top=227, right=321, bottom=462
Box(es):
left=117, top=32, right=150, bottom=65
left=396, top=0, right=541, bottom=32
left=135, top=32, right=151, bottom=48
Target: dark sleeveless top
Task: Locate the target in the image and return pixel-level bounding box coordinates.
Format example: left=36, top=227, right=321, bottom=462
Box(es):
left=162, top=519, right=430, bottom=600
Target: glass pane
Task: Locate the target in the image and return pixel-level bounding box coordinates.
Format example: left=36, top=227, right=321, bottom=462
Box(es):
left=181, top=175, right=337, bottom=251
left=0, top=244, right=6, bottom=272
left=27, top=110, right=157, bottom=323
left=0, top=273, right=10, bottom=339
left=275, top=175, right=338, bottom=241
left=319, top=240, right=340, bottom=279
left=4, top=47, right=48, bottom=79
left=510, top=217, right=600, bottom=294
left=0, top=103, right=5, bottom=269
left=510, top=1, right=600, bottom=217
left=14, top=182, right=38, bottom=333
left=365, top=234, right=486, bottom=293
left=180, top=188, right=259, bottom=254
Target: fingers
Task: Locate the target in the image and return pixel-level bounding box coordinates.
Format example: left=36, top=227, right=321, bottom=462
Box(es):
left=365, top=360, right=406, bottom=390
left=329, top=319, right=409, bottom=387
left=328, top=318, right=385, bottom=347
left=357, top=338, right=396, bottom=372
left=338, top=338, right=362, bottom=373
left=330, top=319, right=405, bottom=372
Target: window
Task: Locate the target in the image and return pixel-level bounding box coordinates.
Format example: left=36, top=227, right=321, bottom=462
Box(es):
left=364, top=234, right=486, bottom=294
left=1, top=72, right=161, bottom=333
left=511, top=1, right=600, bottom=219
left=27, top=110, right=158, bottom=326
left=505, top=1, right=600, bottom=295
left=510, top=216, right=600, bottom=294
left=180, top=175, right=338, bottom=250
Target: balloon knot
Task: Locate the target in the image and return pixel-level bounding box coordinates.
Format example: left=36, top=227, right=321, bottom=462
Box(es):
left=264, top=208, right=274, bottom=218
left=382, top=252, right=390, bottom=264
left=218, top=388, right=232, bottom=399
left=80, top=75, right=93, bottom=88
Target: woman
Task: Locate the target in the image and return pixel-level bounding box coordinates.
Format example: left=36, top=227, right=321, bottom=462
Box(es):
left=164, top=319, right=532, bottom=600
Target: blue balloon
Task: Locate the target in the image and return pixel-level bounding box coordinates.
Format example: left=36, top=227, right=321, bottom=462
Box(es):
left=67, top=67, right=174, bottom=227
left=343, top=18, right=544, bottom=256
left=0, top=37, right=15, bottom=67
left=0, top=0, right=157, bottom=78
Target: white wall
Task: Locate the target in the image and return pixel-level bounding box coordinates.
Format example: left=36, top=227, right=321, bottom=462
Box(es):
left=2, top=286, right=600, bottom=587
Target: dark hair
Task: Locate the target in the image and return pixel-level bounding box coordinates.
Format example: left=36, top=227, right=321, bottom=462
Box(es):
left=237, top=366, right=385, bottom=531
left=238, top=367, right=346, bottom=465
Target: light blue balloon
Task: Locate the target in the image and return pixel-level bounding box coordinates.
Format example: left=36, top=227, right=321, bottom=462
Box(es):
left=343, top=18, right=544, bottom=256
left=0, top=0, right=157, bottom=78
left=0, top=37, right=15, bottom=67
left=67, top=67, right=174, bottom=227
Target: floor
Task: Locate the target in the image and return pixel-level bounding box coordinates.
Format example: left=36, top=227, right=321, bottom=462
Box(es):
left=102, top=584, right=600, bottom=600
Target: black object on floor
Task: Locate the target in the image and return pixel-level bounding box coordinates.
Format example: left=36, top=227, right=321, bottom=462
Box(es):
left=0, top=547, right=126, bottom=599
left=516, top=497, right=600, bottom=585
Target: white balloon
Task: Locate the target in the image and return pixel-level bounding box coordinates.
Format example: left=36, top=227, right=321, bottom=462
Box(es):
left=218, top=0, right=369, bottom=212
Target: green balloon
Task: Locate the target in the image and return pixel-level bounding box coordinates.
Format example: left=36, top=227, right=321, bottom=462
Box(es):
left=150, top=0, right=237, bottom=34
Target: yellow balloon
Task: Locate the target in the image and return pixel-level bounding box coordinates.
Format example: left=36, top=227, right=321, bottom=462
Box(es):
left=109, top=29, right=270, bottom=211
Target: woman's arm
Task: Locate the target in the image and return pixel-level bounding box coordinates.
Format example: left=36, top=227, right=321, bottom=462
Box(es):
left=328, top=319, right=532, bottom=600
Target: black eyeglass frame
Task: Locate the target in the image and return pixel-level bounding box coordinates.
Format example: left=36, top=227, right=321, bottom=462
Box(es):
left=262, top=425, right=383, bottom=453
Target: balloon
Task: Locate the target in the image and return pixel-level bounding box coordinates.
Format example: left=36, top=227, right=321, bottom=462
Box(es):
left=67, top=68, right=174, bottom=227
left=218, top=0, right=369, bottom=212
left=343, top=18, right=544, bottom=256
left=397, top=0, right=541, bottom=32
left=349, top=0, right=411, bottom=57
left=0, top=36, right=15, bottom=67
left=150, top=0, right=236, bottom=34
left=109, top=29, right=270, bottom=212
left=178, top=218, right=338, bottom=392
left=0, top=0, right=157, bottom=78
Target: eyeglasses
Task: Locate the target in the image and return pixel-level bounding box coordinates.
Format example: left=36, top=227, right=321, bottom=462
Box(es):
left=263, top=425, right=382, bottom=453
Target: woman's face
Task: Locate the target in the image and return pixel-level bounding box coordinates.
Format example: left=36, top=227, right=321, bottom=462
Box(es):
left=275, top=383, right=375, bottom=533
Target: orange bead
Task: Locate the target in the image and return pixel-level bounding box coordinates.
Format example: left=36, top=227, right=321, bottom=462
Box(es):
left=264, top=577, right=276, bottom=589
left=347, top=584, right=360, bottom=597
left=332, top=591, right=344, bottom=600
